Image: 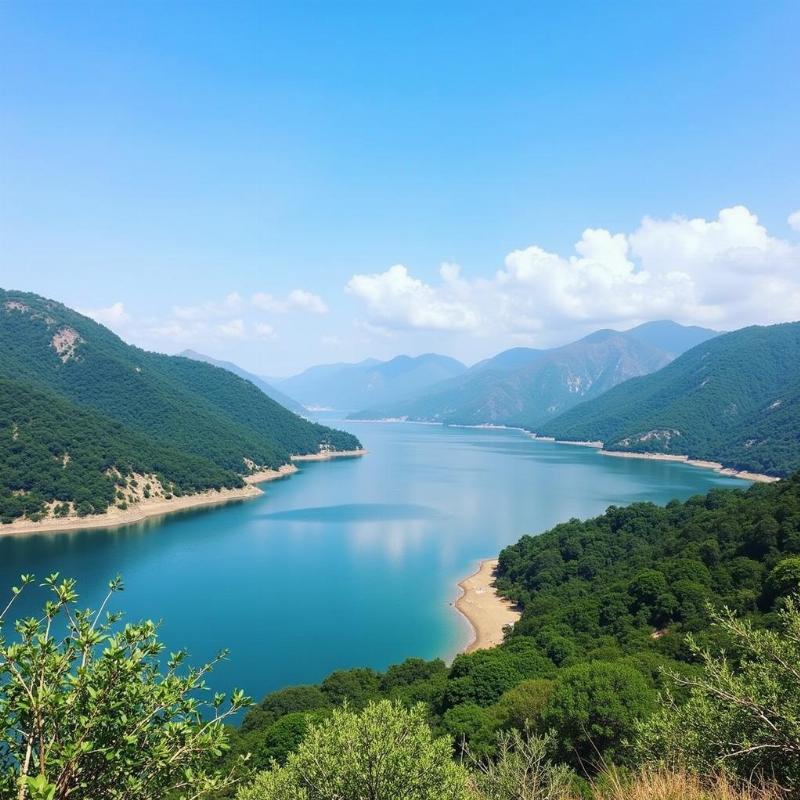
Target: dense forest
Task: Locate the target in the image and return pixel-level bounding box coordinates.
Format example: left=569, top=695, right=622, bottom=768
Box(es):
left=540, top=322, right=800, bottom=477
left=226, top=473, right=800, bottom=787
left=0, top=289, right=361, bottom=523
left=0, top=377, right=243, bottom=522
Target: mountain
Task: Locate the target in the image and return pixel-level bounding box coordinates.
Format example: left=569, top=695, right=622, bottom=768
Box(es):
left=0, top=289, right=361, bottom=522
left=179, top=349, right=306, bottom=414
left=541, top=322, right=800, bottom=477
left=623, top=319, right=719, bottom=357
left=276, top=354, right=467, bottom=411
left=349, top=324, right=716, bottom=427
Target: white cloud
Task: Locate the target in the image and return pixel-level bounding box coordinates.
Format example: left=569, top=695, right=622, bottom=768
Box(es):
left=217, top=318, right=246, bottom=338
left=347, top=205, right=800, bottom=340
left=346, top=264, right=480, bottom=331
left=251, top=289, right=328, bottom=314
left=789, top=209, right=800, bottom=232
left=79, top=301, right=130, bottom=326
left=254, top=322, right=276, bottom=339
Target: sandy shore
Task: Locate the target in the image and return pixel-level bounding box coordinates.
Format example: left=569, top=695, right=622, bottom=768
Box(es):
left=291, top=448, right=367, bottom=462
left=599, top=449, right=779, bottom=483
left=455, top=559, right=522, bottom=653
left=2, top=459, right=327, bottom=537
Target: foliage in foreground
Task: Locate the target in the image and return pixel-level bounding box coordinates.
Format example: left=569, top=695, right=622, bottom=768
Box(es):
left=637, top=599, right=800, bottom=791
left=236, top=700, right=470, bottom=800
left=0, top=575, right=250, bottom=800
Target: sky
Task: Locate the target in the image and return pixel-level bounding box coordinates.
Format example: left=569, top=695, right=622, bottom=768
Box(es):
left=1, top=1, right=799, bottom=376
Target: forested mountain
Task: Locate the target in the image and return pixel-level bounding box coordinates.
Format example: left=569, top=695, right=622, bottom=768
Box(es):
left=277, top=353, right=467, bottom=410
left=229, top=473, right=800, bottom=776
left=179, top=349, right=306, bottom=414
left=541, top=322, right=800, bottom=477
left=0, top=289, right=360, bottom=522
left=349, top=325, right=705, bottom=427
left=0, top=377, right=242, bottom=522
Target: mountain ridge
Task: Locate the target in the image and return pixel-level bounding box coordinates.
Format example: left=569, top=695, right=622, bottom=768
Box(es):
left=540, top=321, right=800, bottom=477
left=349, top=321, right=717, bottom=427
left=277, top=353, right=467, bottom=410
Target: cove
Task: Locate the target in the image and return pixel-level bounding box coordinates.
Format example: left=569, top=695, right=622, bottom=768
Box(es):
left=0, top=420, right=749, bottom=701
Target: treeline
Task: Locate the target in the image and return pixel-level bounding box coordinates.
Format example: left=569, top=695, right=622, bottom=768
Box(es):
left=0, top=289, right=361, bottom=522
left=540, top=322, right=800, bottom=477
left=227, top=474, right=800, bottom=788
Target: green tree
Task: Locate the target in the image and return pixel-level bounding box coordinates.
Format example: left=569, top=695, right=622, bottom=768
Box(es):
left=236, top=701, right=470, bottom=800
left=540, top=661, right=656, bottom=769
left=492, top=679, right=554, bottom=731
left=0, top=574, right=250, bottom=800
left=467, top=730, right=574, bottom=800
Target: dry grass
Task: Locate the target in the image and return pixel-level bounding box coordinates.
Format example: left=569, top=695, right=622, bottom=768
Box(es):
left=592, top=768, right=783, bottom=800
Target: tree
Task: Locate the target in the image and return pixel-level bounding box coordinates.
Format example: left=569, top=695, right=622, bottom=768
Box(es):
left=636, top=600, right=800, bottom=791
left=0, top=574, right=250, bottom=800
left=236, top=701, right=470, bottom=800
left=493, top=679, right=554, bottom=731
left=540, top=661, right=656, bottom=769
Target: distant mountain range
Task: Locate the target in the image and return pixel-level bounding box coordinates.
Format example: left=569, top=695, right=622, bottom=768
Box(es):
left=0, top=290, right=360, bottom=524
left=349, top=321, right=718, bottom=428
left=541, top=322, right=800, bottom=477
left=179, top=350, right=306, bottom=414
left=275, top=353, right=467, bottom=411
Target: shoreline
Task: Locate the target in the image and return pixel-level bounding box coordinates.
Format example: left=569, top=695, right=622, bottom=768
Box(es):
left=351, top=418, right=777, bottom=484
left=454, top=558, right=522, bottom=653
left=597, top=449, right=779, bottom=483
left=291, top=448, right=367, bottom=462
left=1, top=451, right=368, bottom=537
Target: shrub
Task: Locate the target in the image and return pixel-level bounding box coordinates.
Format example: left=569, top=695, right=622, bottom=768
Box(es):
left=0, top=574, right=250, bottom=799
left=636, top=600, right=800, bottom=791
left=237, top=700, right=470, bottom=800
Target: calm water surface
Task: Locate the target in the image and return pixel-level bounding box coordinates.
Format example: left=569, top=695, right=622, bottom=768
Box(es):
left=0, top=421, right=748, bottom=700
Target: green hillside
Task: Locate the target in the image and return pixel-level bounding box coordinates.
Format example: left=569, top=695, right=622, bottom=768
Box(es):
left=179, top=349, right=307, bottom=414
left=540, top=322, right=800, bottom=477
left=0, top=289, right=361, bottom=522
left=0, top=377, right=242, bottom=522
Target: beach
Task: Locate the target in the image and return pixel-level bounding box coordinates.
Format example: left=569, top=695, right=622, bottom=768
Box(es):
left=291, top=448, right=368, bottom=462
left=1, top=453, right=368, bottom=536
left=455, top=558, right=522, bottom=653
left=599, top=449, right=779, bottom=483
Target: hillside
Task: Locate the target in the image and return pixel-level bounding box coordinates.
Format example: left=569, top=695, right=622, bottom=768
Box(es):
left=0, top=290, right=361, bottom=522
left=0, top=377, right=243, bottom=523
left=277, top=353, right=467, bottom=410
left=179, top=349, right=306, bottom=414
left=540, top=322, right=800, bottom=477
left=350, top=326, right=691, bottom=427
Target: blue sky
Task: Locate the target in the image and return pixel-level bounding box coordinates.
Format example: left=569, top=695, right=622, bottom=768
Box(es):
left=1, top=1, right=799, bottom=374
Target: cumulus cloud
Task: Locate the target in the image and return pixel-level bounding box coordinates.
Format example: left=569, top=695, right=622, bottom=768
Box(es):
left=346, top=264, right=480, bottom=331
left=789, top=209, right=800, bottom=232
left=347, top=205, right=800, bottom=340
left=79, top=301, right=130, bottom=326
left=251, top=289, right=328, bottom=314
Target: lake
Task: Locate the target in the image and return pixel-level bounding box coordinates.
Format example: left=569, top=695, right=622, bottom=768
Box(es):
left=0, top=420, right=749, bottom=702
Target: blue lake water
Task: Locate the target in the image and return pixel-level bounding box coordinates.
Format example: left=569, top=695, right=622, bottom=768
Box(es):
left=0, top=420, right=749, bottom=702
